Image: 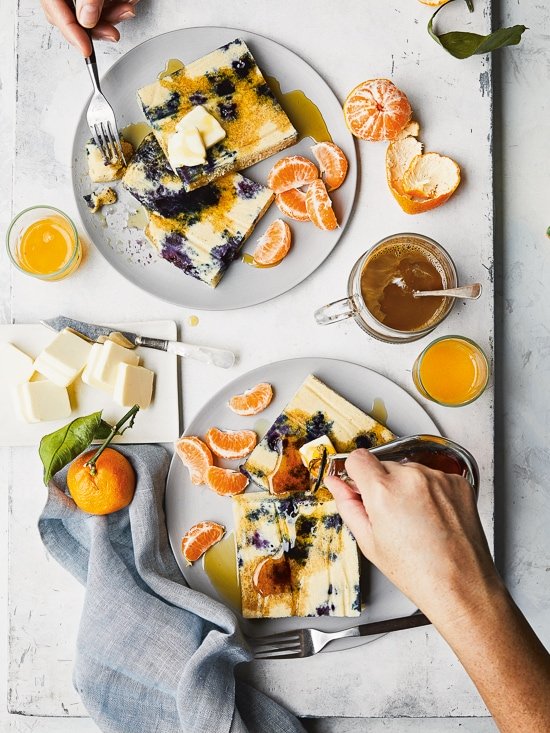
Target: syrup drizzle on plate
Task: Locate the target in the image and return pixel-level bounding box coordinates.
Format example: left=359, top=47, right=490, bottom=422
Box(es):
left=203, top=532, right=240, bottom=611
left=265, top=75, right=332, bottom=143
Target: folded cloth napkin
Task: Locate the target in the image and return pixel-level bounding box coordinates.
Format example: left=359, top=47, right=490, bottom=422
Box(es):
left=38, top=444, right=305, bottom=733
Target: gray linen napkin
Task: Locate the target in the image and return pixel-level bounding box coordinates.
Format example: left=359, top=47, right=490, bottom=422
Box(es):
left=38, top=444, right=305, bottom=733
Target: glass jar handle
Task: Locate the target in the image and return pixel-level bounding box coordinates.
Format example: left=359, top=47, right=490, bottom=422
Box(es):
left=314, top=298, right=355, bottom=325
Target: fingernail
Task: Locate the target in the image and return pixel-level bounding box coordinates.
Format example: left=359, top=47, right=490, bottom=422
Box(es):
left=79, top=3, right=99, bottom=26
left=119, top=10, right=135, bottom=19
left=96, top=31, right=118, bottom=42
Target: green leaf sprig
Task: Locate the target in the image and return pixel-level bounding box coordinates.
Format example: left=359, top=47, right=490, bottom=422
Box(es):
left=428, top=0, right=527, bottom=59
left=39, top=406, right=139, bottom=485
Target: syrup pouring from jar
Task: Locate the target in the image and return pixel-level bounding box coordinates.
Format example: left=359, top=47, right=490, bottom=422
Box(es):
left=311, top=434, right=479, bottom=498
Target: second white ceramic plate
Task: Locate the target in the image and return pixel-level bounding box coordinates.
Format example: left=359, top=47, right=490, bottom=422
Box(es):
left=72, top=27, right=357, bottom=310
left=165, top=357, right=439, bottom=650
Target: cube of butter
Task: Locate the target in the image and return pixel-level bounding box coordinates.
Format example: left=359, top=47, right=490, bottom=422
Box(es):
left=299, top=435, right=337, bottom=468
left=113, top=363, right=154, bottom=409
left=0, top=343, right=34, bottom=386
left=15, top=381, right=71, bottom=423
left=34, top=329, right=92, bottom=387
left=82, top=343, right=110, bottom=392
left=92, top=340, right=140, bottom=392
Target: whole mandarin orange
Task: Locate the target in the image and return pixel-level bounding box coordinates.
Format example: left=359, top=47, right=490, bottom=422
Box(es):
left=67, top=447, right=136, bottom=515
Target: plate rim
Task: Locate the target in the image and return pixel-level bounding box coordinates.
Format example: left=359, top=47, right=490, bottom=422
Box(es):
left=165, top=355, right=440, bottom=648
left=71, top=25, right=358, bottom=311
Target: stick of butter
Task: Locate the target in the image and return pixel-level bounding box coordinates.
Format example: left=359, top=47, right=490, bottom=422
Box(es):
left=34, top=329, right=92, bottom=388
left=15, top=381, right=71, bottom=424
left=0, top=343, right=34, bottom=386
left=113, top=363, right=154, bottom=409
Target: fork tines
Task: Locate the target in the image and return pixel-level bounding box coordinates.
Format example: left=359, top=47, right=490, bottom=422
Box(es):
left=91, top=120, right=126, bottom=166
left=248, top=632, right=303, bottom=660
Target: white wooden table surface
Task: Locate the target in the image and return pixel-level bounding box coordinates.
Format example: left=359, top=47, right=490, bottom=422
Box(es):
left=1, top=0, right=548, bottom=731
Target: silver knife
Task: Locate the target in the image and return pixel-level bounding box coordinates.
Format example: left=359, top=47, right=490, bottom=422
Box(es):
left=41, top=316, right=236, bottom=369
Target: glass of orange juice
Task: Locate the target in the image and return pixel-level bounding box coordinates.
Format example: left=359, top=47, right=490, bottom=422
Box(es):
left=413, top=336, right=490, bottom=407
left=6, top=206, right=81, bottom=281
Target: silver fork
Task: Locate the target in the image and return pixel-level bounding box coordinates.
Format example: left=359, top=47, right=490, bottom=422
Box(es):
left=75, top=7, right=126, bottom=165
left=247, top=612, right=431, bottom=660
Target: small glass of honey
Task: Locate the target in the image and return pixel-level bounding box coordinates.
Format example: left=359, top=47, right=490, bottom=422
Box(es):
left=413, top=336, right=490, bottom=407
left=315, top=233, right=458, bottom=343
left=6, top=206, right=82, bottom=281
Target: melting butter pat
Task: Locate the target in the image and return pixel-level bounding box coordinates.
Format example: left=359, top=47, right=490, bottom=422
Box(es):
left=83, top=340, right=140, bottom=394
left=299, top=435, right=337, bottom=468
left=15, top=380, right=71, bottom=423
left=168, top=126, right=207, bottom=168
left=113, top=363, right=154, bottom=409
left=34, top=329, right=92, bottom=387
left=0, top=343, right=34, bottom=386
left=176, top=105, right=226, bottom=148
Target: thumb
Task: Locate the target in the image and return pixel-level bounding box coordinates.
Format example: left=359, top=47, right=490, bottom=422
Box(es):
left=325, top=476, right=375, bottom=560
left=77, top=0, right=105, bottom=28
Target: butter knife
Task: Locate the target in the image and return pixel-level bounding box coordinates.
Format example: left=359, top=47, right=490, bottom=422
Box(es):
left=41, top=316, right=235, bottom=369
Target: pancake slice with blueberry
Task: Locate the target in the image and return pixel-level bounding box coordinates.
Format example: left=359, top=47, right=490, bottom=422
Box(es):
left=137, top=38, right=298, bottom=191
left=122, top=133, right=273, bottom=287
left=242, top=374, right=395, bottom=494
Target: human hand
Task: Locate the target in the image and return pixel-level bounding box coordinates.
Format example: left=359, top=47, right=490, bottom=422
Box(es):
left=40, top=0, right=139, bottom=57
left=325, top=449, right=503, bottom=631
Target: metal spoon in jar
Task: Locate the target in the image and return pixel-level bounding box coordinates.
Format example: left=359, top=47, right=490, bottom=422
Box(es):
left=413, top=283, right=482, bottom=300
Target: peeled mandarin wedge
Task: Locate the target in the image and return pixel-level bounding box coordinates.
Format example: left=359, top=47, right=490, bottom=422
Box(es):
left=386, top=135, right=461, bottom=214
left=228, top=382, right=273, bottom=416
left=418, top=0, right=450, bottom=6
left=181, top=521, right=225, bottom=565
left=311, top=142, right=349, bottom=191
left=252, top=219, right=291, bottom=266
left=175, top=436, right=213, bottom=485
left=205, top=427, right=258, bottom=459
left=267, top=155, right=319, bottom=194
left=206, top=466, right=249, bottom=496
left=343, top=79, right=412, bottom=141
left=275, top=189, right=310, bottom=222
left=306, top=179, right=338, bottom=231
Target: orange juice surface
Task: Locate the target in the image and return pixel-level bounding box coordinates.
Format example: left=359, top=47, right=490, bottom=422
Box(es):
left=418, top=338, right=488, bottom=405
left=17, top=216, right=78, bottom=277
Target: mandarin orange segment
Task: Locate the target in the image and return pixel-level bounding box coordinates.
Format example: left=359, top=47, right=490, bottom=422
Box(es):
left=252, top=219, right=291, bottom=266
left=343, top=79, right=412, bottom=141
left=418, top=0, right=450, bottom=6
left=206, top=466, right=249, bottom=496
left=275, top=189, right=310, bottom=222
left=305, top=179, right=338, bottom=231
left=181, top=521, right=225, bottom=565
left=228, top=382, right=274, bottom=416
left=267, top=155, right=319, bottom=194
left=205, top=427, right=258, bottom=459
left=175, top=435, right=214, bottom=485
left=311, top=142, right=349, bottom=191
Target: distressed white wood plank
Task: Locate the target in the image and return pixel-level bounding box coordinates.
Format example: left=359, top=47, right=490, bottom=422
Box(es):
left=2, top=0, right=502, bottom=724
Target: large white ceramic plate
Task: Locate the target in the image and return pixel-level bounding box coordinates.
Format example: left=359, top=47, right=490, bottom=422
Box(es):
left=72, top=27, right=357, bottom=311
left=165, top=357, right=439, bottom=650
left=0, top=321, right=179, bottom=446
